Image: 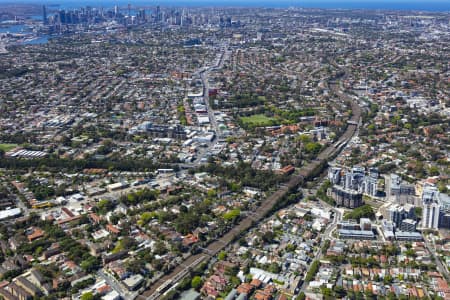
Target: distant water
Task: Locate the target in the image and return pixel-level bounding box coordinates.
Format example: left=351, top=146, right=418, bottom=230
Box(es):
left=0, top=25, right=26, bottom=34
left=23, top=36, right=49, bottom=45
left=0, top=24, right=49, bottom=45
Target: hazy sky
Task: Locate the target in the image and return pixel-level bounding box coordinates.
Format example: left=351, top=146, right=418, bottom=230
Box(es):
left=0, top=0, right=449, bottom=11
left=0, top=0, right=448, bottom=3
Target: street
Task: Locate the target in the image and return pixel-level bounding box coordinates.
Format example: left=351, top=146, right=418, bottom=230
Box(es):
left=97, top=269, right=140, bottom=300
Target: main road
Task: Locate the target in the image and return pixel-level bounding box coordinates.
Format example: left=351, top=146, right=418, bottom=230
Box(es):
left=424, top=236, right=450, bottom=281
left=199, top=44, right=230, bottom=137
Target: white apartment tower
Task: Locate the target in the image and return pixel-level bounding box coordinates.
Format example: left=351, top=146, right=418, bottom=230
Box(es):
left=422, top=187, right=440, bottom=229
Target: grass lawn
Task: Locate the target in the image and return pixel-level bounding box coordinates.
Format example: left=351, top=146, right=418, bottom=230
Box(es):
left=240, top=114, right=278, bottom=127
left=0, top=143, right=18, bottom=152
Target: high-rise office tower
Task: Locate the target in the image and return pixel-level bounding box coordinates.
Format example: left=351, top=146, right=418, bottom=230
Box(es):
left=156, top=6, right=161, bottom=22
left=43, top=5, right=48, bottom=25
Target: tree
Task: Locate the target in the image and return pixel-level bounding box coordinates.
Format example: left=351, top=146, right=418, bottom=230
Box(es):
left=230, top=182, right=241, bottom=192
left=387, top=291, right=397, bottom=300
left=80, top=256, right=100, bottom=273
left=81, top=292, right=94, bottom=300
left=268, top=262, right=281, bottom=274
left=207, top=189, right=217, bottom=198
left=178, top=277, right=191, bottom=291
left=227, top=275, right=240, bottom=287
left=139, top=211, right=155, bottom=226
left=414, top=207, right=423, bottom=219
left=344, top=205, right=375, bottom=221
left=334, top=285, right=346, bottom=298
left=97, top=199, right=115, bottom=214
left=305, top=260, right=320, bottom=282
left=321, top=240, right=331, bottom=254
left=109, top=214, right=120, bottom=225
left=218, top=251, right=227, bottom=261
left=384, top=274, right=393, bottom=284
left=298, top=134, right=311, bottom=143
left=405, top=249, right=416, bottom=258
left=438, top=181, right=448, bottom=193
left=305, top=142, right=322, bottom=154
left=429, top=166, right=440, bottom=176
left=321, top=286, right=333, bottom=297
left=365, top=290, right=376, bottom=300
left=223, top=209, right=240, bottom=222
left=113, top=237, right=136, bottom=254
left=296, top=292, right=306, bottom=300
left=262, top=231, right=275, bottom=243
left=154, top=241, right=167, bottom=256
left=286, top=243, right=296, bottom=253
left=191, top=276, right=203, bottom=290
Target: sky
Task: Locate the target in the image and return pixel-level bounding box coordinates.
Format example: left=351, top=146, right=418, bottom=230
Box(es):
left=0, top=0, right=449, bottom=11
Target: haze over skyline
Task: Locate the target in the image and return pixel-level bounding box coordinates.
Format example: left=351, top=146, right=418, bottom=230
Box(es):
left=0, top=0, right=449, bottom=11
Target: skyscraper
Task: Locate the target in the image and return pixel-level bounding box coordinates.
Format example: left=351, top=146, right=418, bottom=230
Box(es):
left=43, top=5, right=48, bottom=25
left=138, top=9, right=146, bottom=22
left=156, top=6, right=161, bottom=22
